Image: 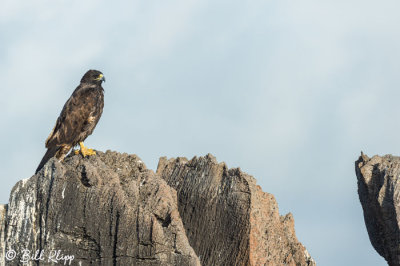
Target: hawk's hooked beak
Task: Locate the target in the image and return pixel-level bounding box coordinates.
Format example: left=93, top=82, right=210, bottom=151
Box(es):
left=98, top=74, right=106, bottom=82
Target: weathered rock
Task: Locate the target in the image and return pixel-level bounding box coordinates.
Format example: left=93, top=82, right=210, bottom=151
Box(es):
left=1, top=151, right=314, bottom=266
left=0, top=204, right=6, bottom=263
left=355, top=153, right=400, bottom=266
left=2, top=151, right=199, bottom=266
left=157, top=154, right=315, bottom=266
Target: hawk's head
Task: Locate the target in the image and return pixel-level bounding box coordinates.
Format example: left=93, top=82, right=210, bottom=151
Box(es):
left=81, top=70, right=105, bottom=84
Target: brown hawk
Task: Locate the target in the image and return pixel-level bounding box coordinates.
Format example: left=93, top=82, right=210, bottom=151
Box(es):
left=36, top=70, right=105, bottom=173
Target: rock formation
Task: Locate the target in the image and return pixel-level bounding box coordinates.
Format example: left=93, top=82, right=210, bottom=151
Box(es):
left=157, top=154, right=315, bottom=266
left=355, top=153, right=400, bottom=266
left=0, top=151, right=314, bottom=265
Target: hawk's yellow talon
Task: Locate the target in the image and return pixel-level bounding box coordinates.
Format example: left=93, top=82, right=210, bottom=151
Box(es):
left=75, top=142, right=96, bottom=157
left=84, top=148, right=96, bottom=156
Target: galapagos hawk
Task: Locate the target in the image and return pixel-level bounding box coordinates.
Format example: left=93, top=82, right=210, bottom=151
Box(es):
left=35, top=70, right=105, bottom=174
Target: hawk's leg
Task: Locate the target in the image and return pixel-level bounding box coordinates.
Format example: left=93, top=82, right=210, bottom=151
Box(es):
left=74, top=142, right=96, bottom=157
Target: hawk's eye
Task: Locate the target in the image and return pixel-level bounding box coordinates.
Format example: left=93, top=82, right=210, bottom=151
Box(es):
left=92, top=73, right=104, bottom=81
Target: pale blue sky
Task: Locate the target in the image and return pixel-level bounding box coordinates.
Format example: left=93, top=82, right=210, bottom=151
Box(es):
left=2, top=1, right=399, bottom=265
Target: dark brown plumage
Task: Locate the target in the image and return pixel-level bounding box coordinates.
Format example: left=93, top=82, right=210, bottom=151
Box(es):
left=36, top=70, right=105, bottom=174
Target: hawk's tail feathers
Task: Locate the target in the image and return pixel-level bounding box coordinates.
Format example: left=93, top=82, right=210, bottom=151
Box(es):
left=35, top=146, right=59, bottom=174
